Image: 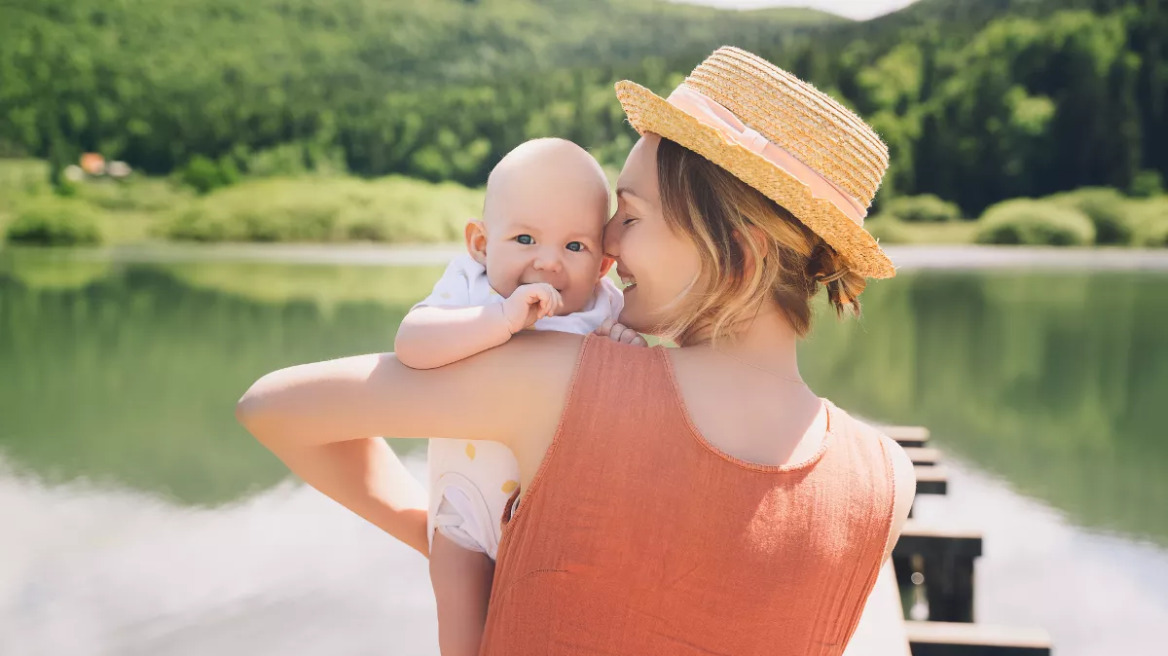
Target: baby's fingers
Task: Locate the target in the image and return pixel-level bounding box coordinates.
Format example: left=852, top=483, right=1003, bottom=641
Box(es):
left=594, top=318, right=615, bottom=337
left=621, top=329, right=648, bottom=347
left=608, top=322, right=646, bottom=346
left=550, top=288, right=564, bottom=317
left=536, top=292, right=554, bottom=319
left=608, top=322, right=630, bottom=344
left=536, top=285, right=562, bottom=319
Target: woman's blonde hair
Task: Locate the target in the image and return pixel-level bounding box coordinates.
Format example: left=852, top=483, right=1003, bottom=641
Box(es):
left=655, top=137, right=866, bottom=343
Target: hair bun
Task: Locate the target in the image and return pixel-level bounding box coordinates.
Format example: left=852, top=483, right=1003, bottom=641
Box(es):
left=807, top=244, right=866, bottom=317
left=813, top=268, right=848, bottom=285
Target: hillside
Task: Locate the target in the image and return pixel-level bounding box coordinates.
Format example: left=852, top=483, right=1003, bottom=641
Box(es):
left=0, top=0, right=841, bottom=172
left=0, top=0, right=1164, bottom=215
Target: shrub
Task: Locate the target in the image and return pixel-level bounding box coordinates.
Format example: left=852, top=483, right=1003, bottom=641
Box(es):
left=864, top=215, right=912, bottom=244
left=1129, top=170, right=1164, bottom=199
left=5, top=200, right=101, bottom=245
left=166, top=208, right=226, bottom=242
left=975, top=199, right=1095, bottom=246
left=181, top=155, right=239, bottom=194
left=882, top=194, right=963, bottom=223
left=1047, top=187, right=1132, bottom=245
left=181, top=156, right=222, bottom=194
left=0, top=159, right=49, bottom=197
left=346, top=220, right=387, bottom=242
left=245, top=143, right=309, bottom=177
left=244, top=142, right=348, bottom=178
left=1129, top=198, right=1168, bottom=248
left=217, top=156, right=241, bottom=186
left=164, top=176, right=482, bottom=244
left=83, top=178, right=190, bottom=212
left=1132, top=220, right=1168, bottom=248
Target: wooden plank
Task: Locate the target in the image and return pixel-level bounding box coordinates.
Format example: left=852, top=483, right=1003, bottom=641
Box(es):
left=902, top=446, right=940, bottom=466
left=894, top=523, right=982, bottom=623
left=922, top=554, right=975, bottom=622
left=915, top=465, right=948, bottom=496
left=894, top=523, right=983, bottom=560
left=906, top=621, right=1051, bottom=656
left=844, top=561, right=911, bottom=656
left=884, top=426, right=930, bottom=448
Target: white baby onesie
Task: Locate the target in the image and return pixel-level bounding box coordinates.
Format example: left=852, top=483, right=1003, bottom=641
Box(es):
left=415, top=253, right=622, bottom=559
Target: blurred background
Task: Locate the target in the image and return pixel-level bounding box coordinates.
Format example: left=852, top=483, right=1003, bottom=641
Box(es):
left=1, top=0, right=1166, bottom=654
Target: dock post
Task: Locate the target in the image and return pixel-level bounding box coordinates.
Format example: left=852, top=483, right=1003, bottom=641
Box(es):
left=923, top=553, right=975, bottom=623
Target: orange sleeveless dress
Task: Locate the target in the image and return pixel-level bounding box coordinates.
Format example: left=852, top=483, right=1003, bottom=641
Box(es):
left=480, top=336, right=897, bottom=656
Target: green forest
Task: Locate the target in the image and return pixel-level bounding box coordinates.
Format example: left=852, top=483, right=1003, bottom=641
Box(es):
left=1, top=0, right=1166, bottom=245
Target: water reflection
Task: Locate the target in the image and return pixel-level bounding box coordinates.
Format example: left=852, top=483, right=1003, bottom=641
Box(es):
left=0, top=253, right=433, bottom=505
left=2, top=252, right=1167, bottom=544
left=2, top=249, right=1167, bottom=654
left=803, top=271, right=1168, bottom=546
left=0, top=457, right=437, bottom=655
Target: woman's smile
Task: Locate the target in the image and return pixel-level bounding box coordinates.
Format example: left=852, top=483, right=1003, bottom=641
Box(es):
left=616, top=266, right=637, bottom=291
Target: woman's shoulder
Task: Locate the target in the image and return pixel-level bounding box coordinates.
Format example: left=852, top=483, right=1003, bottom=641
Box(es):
left=509, top=331, right=660, bottom=360
left=822, top=402, right=916, bottom=547
left=822, top=403, right=911, bottom=455
left=498, top=333, right=664, bottom=396
left=504, top=329, right=587, bottom=355
left=822, top=401, right=889, bottom=442
left=824, top=403, right=912, bottom=454
left=478, top=330, right=588, bottom=376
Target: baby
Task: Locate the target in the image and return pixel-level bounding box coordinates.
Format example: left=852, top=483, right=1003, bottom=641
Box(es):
left=394, top=138, right=644, bottom=655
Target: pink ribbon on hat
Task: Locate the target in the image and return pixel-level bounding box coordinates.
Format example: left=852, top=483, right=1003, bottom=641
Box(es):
left=666, top=85, right=868, bottom=224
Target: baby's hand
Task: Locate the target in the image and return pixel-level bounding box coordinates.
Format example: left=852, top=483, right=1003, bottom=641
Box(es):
left=503, top=283, right=563, bottom=334
left=595, top=319, right=648, bottom=347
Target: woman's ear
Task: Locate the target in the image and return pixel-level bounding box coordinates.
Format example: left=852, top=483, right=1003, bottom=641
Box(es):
left=734, top=225, right=768, bottom=270
left=465, top=220, right=488, bottom=265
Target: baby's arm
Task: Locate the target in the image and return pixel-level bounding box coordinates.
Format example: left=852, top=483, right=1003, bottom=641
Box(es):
left=395, top=283, right=562, bottom=370
left=430, top=533, right=494, bottom=656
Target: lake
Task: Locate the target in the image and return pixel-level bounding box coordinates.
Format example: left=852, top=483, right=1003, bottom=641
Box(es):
left=2, top=245, right=1166, bottom=655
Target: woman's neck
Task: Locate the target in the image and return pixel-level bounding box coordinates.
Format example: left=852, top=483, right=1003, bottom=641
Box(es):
left=679, top=302, right=803, bottom=382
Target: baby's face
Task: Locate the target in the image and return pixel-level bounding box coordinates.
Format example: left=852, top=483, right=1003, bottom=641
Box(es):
left=481, top=192, right=609, bottom=315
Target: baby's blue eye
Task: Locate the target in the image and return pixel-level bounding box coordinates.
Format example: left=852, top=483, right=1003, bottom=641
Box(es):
left=566, top=241, right=584, bottom=252
left=516, top=234, right=534, bottom=245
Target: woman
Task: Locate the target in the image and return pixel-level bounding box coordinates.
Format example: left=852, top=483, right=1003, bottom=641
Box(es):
left=237, top=47, right=915, bottom=655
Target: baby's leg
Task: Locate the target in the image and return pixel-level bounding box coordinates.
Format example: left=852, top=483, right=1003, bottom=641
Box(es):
left=426, top=438, right=517, bottom=654
left=430, top=531, right=494, bottom=656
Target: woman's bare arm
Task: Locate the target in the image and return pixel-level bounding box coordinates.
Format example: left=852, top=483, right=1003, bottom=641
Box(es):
left=268, top=436, right=433, bottom=554
left=237, top=331, right=581, bottom=447
left=235, top=332, right=583, bottom=553
left=883, top=439, right=916, bottom=562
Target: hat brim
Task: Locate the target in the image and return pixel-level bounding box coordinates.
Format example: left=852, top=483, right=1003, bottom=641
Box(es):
left=615, top=80, right=895, bottom=280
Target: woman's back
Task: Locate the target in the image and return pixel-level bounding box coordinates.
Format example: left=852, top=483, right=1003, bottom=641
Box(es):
left=480, top=336, right=898, bottom=656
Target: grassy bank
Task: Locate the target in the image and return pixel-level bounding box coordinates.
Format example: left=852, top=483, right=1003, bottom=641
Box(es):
left=3, top=158, right=1167, bottom=250
left=0, top=160, right=484, bottom=247
left=867, top=190, right=1168, bottom=248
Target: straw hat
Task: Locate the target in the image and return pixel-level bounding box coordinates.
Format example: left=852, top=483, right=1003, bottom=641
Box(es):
left=615, top=46, right=895, bottom=279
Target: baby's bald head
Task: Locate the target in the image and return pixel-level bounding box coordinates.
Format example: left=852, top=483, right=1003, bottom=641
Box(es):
left=483, top=138, right=609, bottom=227
left=467, top=138, right=613, bottom=317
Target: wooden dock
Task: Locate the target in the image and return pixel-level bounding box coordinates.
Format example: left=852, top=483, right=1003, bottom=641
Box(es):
left=846, top=425, right=1053, bottom=655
